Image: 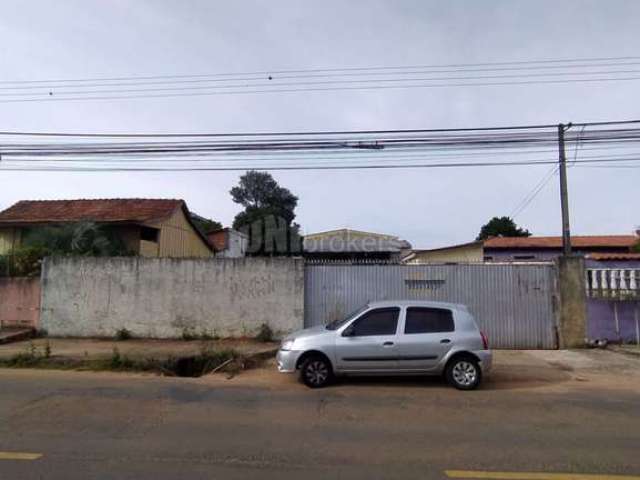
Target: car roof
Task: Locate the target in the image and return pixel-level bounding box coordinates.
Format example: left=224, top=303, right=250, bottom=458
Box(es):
left=366, top=300, right=467, bottom=311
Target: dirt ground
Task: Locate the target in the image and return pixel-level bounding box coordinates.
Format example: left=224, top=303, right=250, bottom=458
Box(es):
left=0, top=337, right=279, bottom=361
left=2, top=338, right=639, bottom=393
left=204, top=348, right=640, bottom=393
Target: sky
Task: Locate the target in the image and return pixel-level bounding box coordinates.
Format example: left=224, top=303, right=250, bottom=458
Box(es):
left=0, top=0, right=639, bottom=248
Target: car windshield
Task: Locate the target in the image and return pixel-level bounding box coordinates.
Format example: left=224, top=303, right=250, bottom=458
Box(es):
left=325, top=305, right=368, bottom=330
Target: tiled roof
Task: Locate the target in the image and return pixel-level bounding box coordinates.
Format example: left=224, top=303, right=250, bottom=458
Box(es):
left=0, top=199, right=184, bottom=225
left=207, top=229, right=229, bottom=251
left=484, top=235, right=638, bottom=249
left=587, top=253, right=640, bottom=261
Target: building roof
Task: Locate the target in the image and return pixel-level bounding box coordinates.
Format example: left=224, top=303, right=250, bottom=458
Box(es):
left=586, top=253, right=640, bottom=261
left=401, top=240, right=483, bottom=263
left=408, top=240, right=483, bottom=254
left=0, top=198, right=215, bottom=253
left=483, top=235, right=638, bottom=250
left=0, top=199, right=184, bottom=225
left=207, top=228, right=248, bottom=252
left=303, top=228, right=411, bottom=253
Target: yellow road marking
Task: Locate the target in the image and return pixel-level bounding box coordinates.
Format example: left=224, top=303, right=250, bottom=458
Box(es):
left=445, top=471, right=640, bottom=480
left=0, top=452, right=42, bottom=461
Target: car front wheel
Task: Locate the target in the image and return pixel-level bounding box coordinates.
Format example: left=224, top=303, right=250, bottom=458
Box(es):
left=300, top=356, right=333, bottom=388
left=446, top=357, right=482, bottom=390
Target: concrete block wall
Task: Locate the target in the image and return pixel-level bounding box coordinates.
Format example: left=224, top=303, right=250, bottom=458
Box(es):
left=40, top=257, right=304, bottom=338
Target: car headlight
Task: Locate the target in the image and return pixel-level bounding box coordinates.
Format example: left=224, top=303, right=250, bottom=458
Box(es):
left=280, top=339, right=295, bottom=351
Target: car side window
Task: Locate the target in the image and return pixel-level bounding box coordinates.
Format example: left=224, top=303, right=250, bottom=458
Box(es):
left=404, top=307, right=454, bottom=334
left=349, top=308, right=400, bottom=336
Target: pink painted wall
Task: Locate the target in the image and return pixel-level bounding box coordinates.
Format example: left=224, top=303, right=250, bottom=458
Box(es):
left=0, top=277, right=40, bottom=329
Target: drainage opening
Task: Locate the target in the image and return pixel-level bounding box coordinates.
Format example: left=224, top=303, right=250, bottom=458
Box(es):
left=164, top=353, right=235, bottom=378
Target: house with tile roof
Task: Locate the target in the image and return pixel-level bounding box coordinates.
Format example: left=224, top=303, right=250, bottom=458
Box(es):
left=402, top=234, right=640, bottom=264
left=482, top=234, right=639, bottom=262
left=0, top=199, right=214, bottom=258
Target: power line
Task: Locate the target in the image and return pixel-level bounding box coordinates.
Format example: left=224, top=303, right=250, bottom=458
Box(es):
left=3, top=129, right=640, bottom=156
left=2, top=76, right=640, bottom=104
left=2, top=67, right=639, bottom=98
left=510, top=166, right=559, bottom=218
left=1, top=119, right=639, bottom=138
left=3, top=65, right=640, bottom=92
left=2, top=55, right=639, bottom=85
left=3, top=156, right=640, bottom=173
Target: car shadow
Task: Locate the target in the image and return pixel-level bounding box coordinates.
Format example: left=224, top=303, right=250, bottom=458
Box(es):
left=325, top=364, right=572, bottom=391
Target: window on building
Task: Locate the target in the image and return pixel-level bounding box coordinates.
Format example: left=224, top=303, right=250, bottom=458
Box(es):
left=140, top=227, right=160, bottom=243
left=349, top=308, right=399, bottom=336
left=404, top=307, right=455, bottom=334
left=484, top=256, right=494, bottom=261
left=513, top=255, right=536, bottom=260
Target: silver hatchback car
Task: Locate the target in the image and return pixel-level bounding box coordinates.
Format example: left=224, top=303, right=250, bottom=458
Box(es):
left=277, top=300, right=492, bottom=390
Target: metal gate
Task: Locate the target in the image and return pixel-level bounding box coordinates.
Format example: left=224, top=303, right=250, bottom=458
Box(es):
left=304, top=263, right=558, bottom=349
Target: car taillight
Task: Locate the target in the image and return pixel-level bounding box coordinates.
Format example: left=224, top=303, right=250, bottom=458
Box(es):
left=480, top=331, right=489, bottom=350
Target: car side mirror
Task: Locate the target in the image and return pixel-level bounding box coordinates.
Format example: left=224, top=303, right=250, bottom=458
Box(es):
left=342, top=325, right=354, bottom=337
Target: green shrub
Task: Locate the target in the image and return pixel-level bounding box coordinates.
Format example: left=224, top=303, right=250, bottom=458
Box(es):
left=255, top=323, right=274, bottom=343
left=0, top=246, right=49, bottom=277
left=115, top=328, right=133, bottom=341
left=181, top=327, right=198, bottom=341
left=110, top=347, right=122, bottom=368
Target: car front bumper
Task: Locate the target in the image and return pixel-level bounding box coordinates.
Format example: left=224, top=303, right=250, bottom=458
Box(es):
left=276, top=349, right=302, bottom=373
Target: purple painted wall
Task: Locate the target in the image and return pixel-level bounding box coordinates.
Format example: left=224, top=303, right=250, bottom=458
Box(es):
left=484, top=249, right=561, bottom=261
left=585, top=259, right=640, bottom=344
left=587, top=299, right=639, bottom=343
left=485, top=247, right=630, bottom=262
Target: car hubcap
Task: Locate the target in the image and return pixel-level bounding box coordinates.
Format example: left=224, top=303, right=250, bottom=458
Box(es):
left=452, top=361, right=477, bottom=386
left=305, top=361, right=328, bottom=385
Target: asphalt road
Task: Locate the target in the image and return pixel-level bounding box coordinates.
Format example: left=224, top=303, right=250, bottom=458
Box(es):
left=0, top=350, right=639, bottom=480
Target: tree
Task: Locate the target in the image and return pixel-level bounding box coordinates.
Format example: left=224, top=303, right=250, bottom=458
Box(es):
left=190, top=213, right=222, bottom=235
left=230, top=171, right=302, bottom=255
left=476, top=216, right=531, bottom=241
left=21, top=222, right=130, bottom=256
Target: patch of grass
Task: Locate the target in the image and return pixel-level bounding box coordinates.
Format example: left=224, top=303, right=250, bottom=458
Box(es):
left=199, top=329, right=214, bottom=340
left=115, top=328, right=133, bottom=341
left=255, top=323, right=274, bottom=343
left=0, top=341, right=51, bottom=368
left=0, top=342, right=251, bottom=378
left=182, top=327, right=221, bottom=341
left=181, top=327, right=198, bottom=341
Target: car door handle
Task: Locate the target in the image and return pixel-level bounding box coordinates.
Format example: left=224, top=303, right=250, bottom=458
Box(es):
left=383, top=341, right=394, bottom=346
left=440, top=339, right=451, bottom=344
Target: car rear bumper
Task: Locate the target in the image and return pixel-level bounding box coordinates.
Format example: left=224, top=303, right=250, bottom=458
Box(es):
left=276, top=349, right=301, bottom=373
left=475, top=350, right=493, bottom=373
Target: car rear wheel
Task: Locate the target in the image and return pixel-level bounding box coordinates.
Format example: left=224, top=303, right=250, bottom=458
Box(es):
left=300, top=355, right=333, bottom=388
left=446, top=357, right=481, bottom=390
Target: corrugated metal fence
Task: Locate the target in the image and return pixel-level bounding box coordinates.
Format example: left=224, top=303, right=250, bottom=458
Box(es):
left=305, top=263, right=558, bottom=349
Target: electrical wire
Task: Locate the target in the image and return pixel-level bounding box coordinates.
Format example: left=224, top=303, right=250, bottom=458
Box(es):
left=2, top=119, right=639, bottom=138
left=1, top=121, right=639, bottom=174
left=2, top=75, right=640, bottom=103
left=2, top=67, right=640, bottom=95
left=2, top=55, right=639, bottom=85
left=510, top=166, right=559, bottom=218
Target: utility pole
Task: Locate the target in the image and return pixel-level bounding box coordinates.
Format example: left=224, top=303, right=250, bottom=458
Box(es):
left=558, top=123, right=572, bottom=256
